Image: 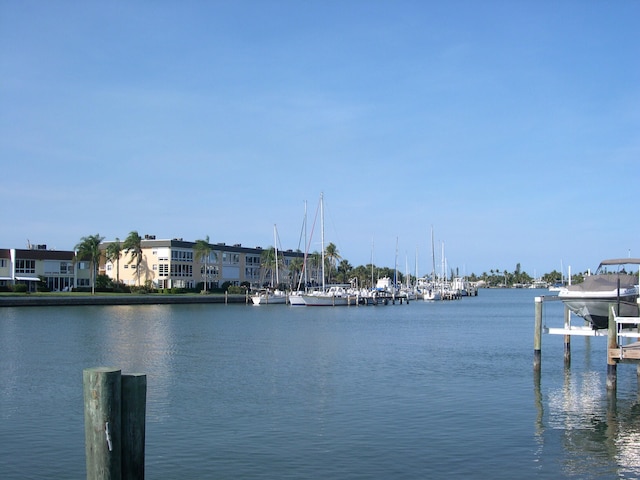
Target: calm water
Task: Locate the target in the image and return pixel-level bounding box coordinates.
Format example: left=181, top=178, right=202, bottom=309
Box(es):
left=2, top=289, right=640, bottom=479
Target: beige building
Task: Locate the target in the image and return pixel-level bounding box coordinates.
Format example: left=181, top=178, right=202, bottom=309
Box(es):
left=100, top=236, right=311, bottom=290
left=0, top=245, right=92, bottom=292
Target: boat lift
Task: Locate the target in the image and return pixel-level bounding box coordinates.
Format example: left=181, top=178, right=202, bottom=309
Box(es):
left=534, top=295, right=640, bottom=395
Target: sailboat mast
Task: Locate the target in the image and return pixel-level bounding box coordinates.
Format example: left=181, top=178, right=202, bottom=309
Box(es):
left=274, top=224, right=279, bottom=288
left=431, top=226, right=436, bottom=281
left=303, top=200, right=308, bottom=286
left=320, top=193, right=325, bottom=291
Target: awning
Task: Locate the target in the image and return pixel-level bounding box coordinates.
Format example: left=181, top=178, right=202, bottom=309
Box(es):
left=15, top=276, right=41, bottom=281
left=0, top=276, right=12, bottom=281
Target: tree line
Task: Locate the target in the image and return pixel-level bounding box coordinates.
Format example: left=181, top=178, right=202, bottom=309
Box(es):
left=73, top=232, right=582, bottom=294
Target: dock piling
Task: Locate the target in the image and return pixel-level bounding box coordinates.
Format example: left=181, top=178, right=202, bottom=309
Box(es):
left=84, top=367, right=147, bottom=480
left=534, top=296, right=542, bottom=372
left=607, top=305, right=617, bottom=392
left=564, top=306, right=571, bottom=367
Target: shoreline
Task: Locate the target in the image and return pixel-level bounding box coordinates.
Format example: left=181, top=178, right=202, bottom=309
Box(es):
left=0, top=293, right=249, bottom=307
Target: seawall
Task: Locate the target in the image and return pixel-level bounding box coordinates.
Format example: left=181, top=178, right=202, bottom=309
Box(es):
left=0, top=294, right=249, bottom=307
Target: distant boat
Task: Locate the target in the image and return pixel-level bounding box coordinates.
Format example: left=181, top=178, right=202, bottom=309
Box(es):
left=548, top=282, right=564, bottom=292
left=558, top=258, right=640, bottom=329
left=301, top=284, right=358, bottom=306
left=251, top=289, right=287, bottom=305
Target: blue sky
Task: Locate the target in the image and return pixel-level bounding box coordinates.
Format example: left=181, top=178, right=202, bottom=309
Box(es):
left=1, top=0, right=638, bottom=277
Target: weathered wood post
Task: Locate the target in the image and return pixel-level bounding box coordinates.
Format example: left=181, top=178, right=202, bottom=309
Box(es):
left=534, top=296, right=543, bottom=372
left=84, top=367, right=122, bottom=480
left=84, top=368, right=147, bottom=480
left=607, top=304, right=617, bottom=393
left=564, top=305, right=571, bottom=367
left=121, top=374, right=147, bottom=480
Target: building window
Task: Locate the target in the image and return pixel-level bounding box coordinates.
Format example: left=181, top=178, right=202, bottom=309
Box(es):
left=15, top=259, right=36, bottom=274
left=170, top=264, right=193, bottom=277
left=222, top=253, right=240, bottom=265
left=171, top=250, right=193, bottom=262
left=159, top=264, right=168, bottom=277
left=246, top=255, right=260, bottom=265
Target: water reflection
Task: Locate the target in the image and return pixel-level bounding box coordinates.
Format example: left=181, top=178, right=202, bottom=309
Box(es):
left=100, top=305, right=177, bottom=421
left=534, top=365, right=640, bottom=477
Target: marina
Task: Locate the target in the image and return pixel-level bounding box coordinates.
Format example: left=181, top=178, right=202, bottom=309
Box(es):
left=3, top=289, right=640, bottom=478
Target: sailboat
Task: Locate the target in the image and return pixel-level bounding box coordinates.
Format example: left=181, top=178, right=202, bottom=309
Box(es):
left=301, top=193, right=357, bottom=306
left=251, top=225, right=287, bottom=305
left=421, top=227, right=441, bottom=301
left=289, top=201, right=310, bottom=306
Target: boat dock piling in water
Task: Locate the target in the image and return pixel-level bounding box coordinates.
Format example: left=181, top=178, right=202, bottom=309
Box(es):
left=534, top=295, right=640, bottom=398
left=83, top=367, right=147, bottom=480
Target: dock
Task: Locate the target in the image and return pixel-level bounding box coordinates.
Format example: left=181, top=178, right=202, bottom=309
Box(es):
left=534, top=295, right=640, bottom=395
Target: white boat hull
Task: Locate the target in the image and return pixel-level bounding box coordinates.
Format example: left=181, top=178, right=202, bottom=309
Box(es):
left=301, top=294, right=357, bottom=306
left=251, top=292, right=287, bottom=305
left=561, top=297, right=638, bottom=329
left=288, top=294, right=306, bottom=306
left=558, top=261, right=640, bottom=329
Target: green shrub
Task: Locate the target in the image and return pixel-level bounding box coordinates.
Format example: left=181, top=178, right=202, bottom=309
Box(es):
left=228, top=285, right=247, bottom=294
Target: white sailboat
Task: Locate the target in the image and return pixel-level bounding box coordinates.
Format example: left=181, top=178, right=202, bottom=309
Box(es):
left=289, top=201, right=310, bottom=306
left=301, top=193, right=357, bottom=306
left=251, top=225, right=287, bottom=305
left=421, top=226, right=441, bottom=301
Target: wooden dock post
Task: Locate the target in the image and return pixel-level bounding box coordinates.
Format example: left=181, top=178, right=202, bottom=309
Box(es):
left=84, top=368, right=147, bottom=480
left=607, top=304, right=617, bottom=393
left=563, top=305, right=571, bottom=367
left=534, top=296, right=543, bottom=372
left=84, top=367, right=122, bottom=480
left=121, top=374, right=147, bottom=480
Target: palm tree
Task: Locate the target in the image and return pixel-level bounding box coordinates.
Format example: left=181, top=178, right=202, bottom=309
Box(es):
left=105, top=238, right=122, bottom=285
left=337, top=259, right=353, bottom=284
left=123, top=231, right=143, bottom=286
left=308, top=251, right=322, bottom=286
left=288, top=257, right=304, bottom=290
left=260, top=247, right=277, bottom=287
left=74, top=234, right=104, bottom=295
left=194, top=235, right=211, bottom=292
left=324, top=242, right=341, bottom=283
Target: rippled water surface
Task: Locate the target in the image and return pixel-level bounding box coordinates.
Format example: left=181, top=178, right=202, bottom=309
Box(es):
left=2, top=289, right=640, bottom=478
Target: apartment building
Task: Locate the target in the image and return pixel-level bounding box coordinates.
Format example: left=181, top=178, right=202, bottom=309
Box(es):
left=0, top=245, right=92, bottom=292
left=100, top=236, right=311, bottom=290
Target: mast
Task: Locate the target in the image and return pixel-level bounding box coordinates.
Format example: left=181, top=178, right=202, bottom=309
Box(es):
left=320, top=193, right=325, bottom=291
left=274, top=224, right=279, bottom=288
left=303, top=200, right=308, bottom=286
left=431, top=226, right=436, bottom=282
left=370, top=236, right=374, bottom=290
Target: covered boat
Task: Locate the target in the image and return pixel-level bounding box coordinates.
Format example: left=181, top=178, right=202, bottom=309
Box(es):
left=558, top=258, right=640, bottom=329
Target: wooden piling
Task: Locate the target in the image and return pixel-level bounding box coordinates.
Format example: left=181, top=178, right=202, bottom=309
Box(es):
left=84, top=367, right=122, bottom=480
left=607, top=304, right=617, bottom=392
left=564, top=305, right=571, bottom=367
left=121, top=374, right=146, bottom=480
left=534, top=296, right=542, bottom=372
left=84, top=368, right=147, bottom=480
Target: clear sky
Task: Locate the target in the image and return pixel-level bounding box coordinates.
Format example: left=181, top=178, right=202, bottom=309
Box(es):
left=1, top=0, right=638, bottom=277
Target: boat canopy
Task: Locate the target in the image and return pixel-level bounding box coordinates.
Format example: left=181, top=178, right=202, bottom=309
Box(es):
left=599, top=258, right=640, bottom=266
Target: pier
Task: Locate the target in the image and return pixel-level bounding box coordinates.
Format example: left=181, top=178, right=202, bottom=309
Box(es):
left=534, top=295, right=640, bottom=395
